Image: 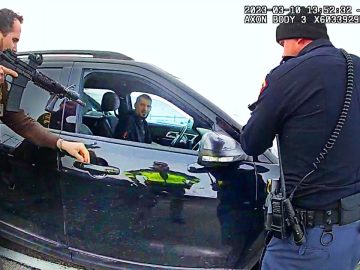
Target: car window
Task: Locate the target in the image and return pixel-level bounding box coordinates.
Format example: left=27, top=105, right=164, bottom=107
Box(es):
left=131, top=92, right=193, bottom=127
left=20, top=68, right=61, bottom=119
left=80, top=71, right=211, bottom=151
left=83, top=88, right=117, bottom=116
left=18, top=68, right=78, bottom=133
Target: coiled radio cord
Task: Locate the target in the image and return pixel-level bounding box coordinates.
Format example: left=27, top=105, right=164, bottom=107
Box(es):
left=289, top=49, right=354, bottom=201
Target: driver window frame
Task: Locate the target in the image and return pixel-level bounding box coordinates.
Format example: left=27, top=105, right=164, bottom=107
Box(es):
left=79, top=69, right=214, bottom=154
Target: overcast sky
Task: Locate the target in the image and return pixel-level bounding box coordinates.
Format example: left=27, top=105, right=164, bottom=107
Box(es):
left=4, top=0, right=360, bottom=123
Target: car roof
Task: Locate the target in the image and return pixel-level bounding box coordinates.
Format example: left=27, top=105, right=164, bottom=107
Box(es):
left=17, top=50, right=134, bottom=62
left=17, top=50, right=174, bottom=73
left=17, top=49, right=165, bottom=74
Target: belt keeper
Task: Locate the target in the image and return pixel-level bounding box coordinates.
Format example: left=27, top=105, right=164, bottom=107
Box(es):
left=307, top=211, right=315, bottom=227
left=324, top=210, right=333, bottom=232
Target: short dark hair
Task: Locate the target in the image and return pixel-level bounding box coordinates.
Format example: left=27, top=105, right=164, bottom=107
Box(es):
left=0, top=8, right=23, bottom=35
left=135, top=94, right=152, bottom=104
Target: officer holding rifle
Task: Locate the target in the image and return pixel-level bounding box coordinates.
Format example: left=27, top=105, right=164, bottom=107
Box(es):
left=0, top=8, right=89, bottom=163
left=240, top=7, right=360, bottom=270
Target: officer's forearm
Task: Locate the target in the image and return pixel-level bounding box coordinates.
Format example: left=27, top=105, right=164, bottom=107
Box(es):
left=2, top=110, right=58, bottom=149
left=240, top=128, right=271, bottom=156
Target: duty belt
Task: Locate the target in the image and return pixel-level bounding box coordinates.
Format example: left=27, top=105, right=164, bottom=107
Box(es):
left=294, top=208, right=340, bottom=228
left=294, top=193, right=360, bottom=227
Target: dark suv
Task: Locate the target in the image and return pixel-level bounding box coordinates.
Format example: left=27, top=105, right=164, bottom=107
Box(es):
left=0, top=50, right=279, bottom=269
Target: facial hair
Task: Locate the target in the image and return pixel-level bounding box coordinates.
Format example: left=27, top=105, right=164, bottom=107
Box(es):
left=140, top=113, right=147, bottom=120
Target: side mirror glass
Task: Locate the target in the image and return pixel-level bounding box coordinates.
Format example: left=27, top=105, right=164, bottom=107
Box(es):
left=198, top=131, right=250, bottom=167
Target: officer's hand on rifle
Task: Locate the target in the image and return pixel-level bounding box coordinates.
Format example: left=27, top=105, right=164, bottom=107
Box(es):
left=0, top=65, right=18, bottom=84
left=57, top=139, right=90, bottom=163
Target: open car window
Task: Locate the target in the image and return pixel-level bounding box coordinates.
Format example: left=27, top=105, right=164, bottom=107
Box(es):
left=83, top=88, right=118, bottom=116
left=80, top=71, right=212, bottom=151
left=130, top=92, right=193, bottom=128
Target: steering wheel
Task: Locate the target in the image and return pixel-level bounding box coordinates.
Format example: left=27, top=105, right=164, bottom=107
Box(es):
left=170, top=125, right=187, bottom=147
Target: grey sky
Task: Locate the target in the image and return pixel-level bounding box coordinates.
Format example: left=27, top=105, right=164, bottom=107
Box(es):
left=4, top=0, right=360, bottom=123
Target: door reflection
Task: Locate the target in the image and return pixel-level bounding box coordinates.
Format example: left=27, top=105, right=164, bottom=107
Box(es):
left=0, top=141, right=65, bottom=243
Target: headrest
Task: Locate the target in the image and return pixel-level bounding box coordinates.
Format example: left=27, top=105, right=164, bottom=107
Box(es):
left=101, top=92, right=120, bottom=112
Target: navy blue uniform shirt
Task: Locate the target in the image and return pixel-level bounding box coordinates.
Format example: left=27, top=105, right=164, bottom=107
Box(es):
left=240, top=39, right=360, bottom=210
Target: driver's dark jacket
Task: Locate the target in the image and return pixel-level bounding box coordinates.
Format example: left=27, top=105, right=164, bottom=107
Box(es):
left=240, top=39, right=360, bottom=210
left=116, top=112, right=152, bottom=144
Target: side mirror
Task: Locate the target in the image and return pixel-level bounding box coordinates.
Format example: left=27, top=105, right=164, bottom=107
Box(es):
left=198, top=131, right=249, bottom=167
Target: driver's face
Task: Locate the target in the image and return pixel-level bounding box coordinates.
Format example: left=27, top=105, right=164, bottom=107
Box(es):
left=135, top=97, right=152, bottom=119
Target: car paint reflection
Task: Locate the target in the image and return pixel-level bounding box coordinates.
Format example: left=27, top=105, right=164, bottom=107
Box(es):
left=0, top=136, right=270, bottom=269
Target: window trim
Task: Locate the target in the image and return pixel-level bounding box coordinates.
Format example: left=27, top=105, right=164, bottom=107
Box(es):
left=76, top=68, right=214, bottom=152
left=59, top=130, right=199, bottom=156
left=80, top=69, right=213, bottom=129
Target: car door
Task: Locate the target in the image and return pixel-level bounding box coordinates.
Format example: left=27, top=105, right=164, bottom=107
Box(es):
left=59, top=62, right=266, bottom=269
left=0, top=64, right=72, bottom=254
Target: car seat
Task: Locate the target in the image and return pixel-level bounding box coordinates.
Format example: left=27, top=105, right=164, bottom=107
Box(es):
left=93, top=92, right=120, bottom=138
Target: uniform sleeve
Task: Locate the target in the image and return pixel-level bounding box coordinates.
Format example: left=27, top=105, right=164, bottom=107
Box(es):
left=2, top=111, right=59, bottom=149
left=240, top=76, right=286, bottom=156
left=0, top=84, right=58, bottom=149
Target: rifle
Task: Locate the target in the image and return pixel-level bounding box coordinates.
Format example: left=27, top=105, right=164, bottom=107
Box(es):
left=0, top=49, right=85, bottom=112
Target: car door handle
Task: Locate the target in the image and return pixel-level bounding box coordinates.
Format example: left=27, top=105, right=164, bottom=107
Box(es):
left=85, top=142, right=100, bottom=149
left=73, top=161, right=120, bottom=177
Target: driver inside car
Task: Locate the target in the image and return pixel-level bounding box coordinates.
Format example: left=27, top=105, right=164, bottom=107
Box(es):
left=116, top=94, right=152, bottom=144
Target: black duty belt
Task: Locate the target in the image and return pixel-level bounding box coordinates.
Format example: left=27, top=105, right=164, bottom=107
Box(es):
left=294, top=193, right=360, bottom=227
left=294, top=208, right=340, bottom=228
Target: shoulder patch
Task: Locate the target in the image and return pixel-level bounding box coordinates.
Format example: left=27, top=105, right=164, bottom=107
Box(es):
left=260, top=79, right=268, bottom=94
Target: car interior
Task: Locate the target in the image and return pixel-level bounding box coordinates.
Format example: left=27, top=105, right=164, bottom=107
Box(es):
left=76, top=72, right=212, bottom=150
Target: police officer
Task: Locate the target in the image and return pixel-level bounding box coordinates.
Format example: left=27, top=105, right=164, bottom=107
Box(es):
left=240, top=7, right=360, bottom=270
left=0, top=8, right=89, bottom=163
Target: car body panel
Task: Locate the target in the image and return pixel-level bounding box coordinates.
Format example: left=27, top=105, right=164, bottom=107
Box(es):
left=0, top=52, right=279, bottom=269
